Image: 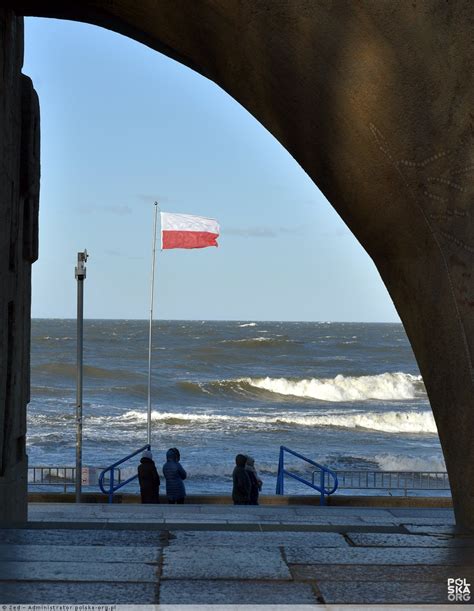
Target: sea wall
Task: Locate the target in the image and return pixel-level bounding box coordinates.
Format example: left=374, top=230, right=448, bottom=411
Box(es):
left=0, top=9, right=39, bottom=522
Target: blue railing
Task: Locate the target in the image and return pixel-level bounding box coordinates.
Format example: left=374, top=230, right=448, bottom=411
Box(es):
left=98, top=444, right=150, bottom=503
left=275, top=445, right=338, bottom=505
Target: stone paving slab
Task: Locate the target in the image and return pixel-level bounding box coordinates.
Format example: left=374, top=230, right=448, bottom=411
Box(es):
left=0, top=561, right=158, bottom=583
left=284, top=545, right=474, bottom=565
left=404, top=524, right=458, bottom=535
left=398, top=517, right=456, bottom=525
left=0, top=528, right=167, bottom=546
left=164, top=518, right=230, bottom=524
left=0, top=582, right=158, bottom=604
left=293, top=507, right=394, bottom=517
left=357, top=517, right=401, bottom=525
left=346, top=532, right=474, bottom=547
left=171, top=531, right=348, bottom=547
left=317, top=581, right=450, bottom=604
left=0, top=544, right=160, bottom=563
left=162, top=546, right=291, bottom=580
left=289, top=563, right=474, bottom=582
left=159, top=580, right=319, bottom=604
left=388, top=508, right=455, bottom=518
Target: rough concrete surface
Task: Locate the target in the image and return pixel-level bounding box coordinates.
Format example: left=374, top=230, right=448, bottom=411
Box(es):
left=159, top=580, right=319, bottom=605
left=162, top=546, right=292, bottom=580
left=346, top=532, right=474, bottom=547
left=1, top=504, right=474, bottom=604
left=285, top=545, right=474, bottom=566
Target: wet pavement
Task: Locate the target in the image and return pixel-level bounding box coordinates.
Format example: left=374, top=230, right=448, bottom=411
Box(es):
left=0, top=502, right=472, bottom=605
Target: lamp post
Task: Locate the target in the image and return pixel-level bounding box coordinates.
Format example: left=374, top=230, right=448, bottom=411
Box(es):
left=75, top=250, right=88, bottom=503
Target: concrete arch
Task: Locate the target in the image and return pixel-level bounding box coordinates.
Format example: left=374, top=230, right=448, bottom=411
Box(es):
left=2, top=2, right=474, bottom=529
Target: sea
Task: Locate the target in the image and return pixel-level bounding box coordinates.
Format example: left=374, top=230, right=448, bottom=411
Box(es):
left=28, top=319, right=445, bottom=495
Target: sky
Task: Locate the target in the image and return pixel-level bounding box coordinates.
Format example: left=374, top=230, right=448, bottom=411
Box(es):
left=24, top=18, right=400, bottom=322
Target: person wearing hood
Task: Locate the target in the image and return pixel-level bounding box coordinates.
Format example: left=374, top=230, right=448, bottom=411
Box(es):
left=245, top=455, right=263, bottom=505
left=232, top=453, right=251, bottom=505
left=163, top=447, right=187, bottom=504
left=137, top=450, right=160, bottom=504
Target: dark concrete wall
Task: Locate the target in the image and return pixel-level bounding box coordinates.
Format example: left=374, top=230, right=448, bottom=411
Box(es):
left=3, top=1, right=474, bottom=529
left=0, top=9, right=39, bottom=522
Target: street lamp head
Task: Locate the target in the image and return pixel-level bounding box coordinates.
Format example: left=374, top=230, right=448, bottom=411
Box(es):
left=75, top=249, right=89, bottom=279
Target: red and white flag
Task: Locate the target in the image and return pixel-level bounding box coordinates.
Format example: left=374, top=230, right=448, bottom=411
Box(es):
left=161, top=212, right=220, bottom=250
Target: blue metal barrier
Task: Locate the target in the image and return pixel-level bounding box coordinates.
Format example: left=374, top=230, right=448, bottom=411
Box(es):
left=98, top=444, right=150, bottom=503
left=275, top=445, right=338, bottom=505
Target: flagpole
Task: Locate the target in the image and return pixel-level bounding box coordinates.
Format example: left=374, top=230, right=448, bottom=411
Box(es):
left=147, top=202, right=159, bottom=447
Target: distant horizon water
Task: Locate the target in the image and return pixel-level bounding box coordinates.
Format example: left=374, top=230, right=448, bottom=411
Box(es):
left=32, top=317, right=402, bottom=323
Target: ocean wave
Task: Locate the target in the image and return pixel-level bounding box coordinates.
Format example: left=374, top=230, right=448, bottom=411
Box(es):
left=179, top=372, right=425, bottom=403
left=238, top=322, right=257, bottom=327
left=374, top=453, right=446, bottom=471
left=118, top=408, right=437, bottom=433
left=220, top=336, right=295, bottom=347
left=32, top=362, right=140, bottom=381
left=245, top=372, right=424, bottom=402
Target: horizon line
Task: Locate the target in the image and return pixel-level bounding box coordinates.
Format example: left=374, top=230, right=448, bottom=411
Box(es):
left=31, top=317, right=402, bottom=324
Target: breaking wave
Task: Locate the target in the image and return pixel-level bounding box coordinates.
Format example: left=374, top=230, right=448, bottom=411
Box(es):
left=119, top=408, right=437, bottom=434
left=180, top=372, right=425, bottom=402
left=375, top=453, right=446, bottom=471
left=238, top=322, right=257, bottom=327
left=245, top=372, right=423, bottom=401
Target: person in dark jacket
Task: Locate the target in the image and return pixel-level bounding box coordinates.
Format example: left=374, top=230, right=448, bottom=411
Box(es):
left=245, top=455, right=262, bottom=505
left=232, top=453, right=251, bottom=505
left=137, top=450, right=160, bottom=503
left=163, top=447, right=187, bottom=504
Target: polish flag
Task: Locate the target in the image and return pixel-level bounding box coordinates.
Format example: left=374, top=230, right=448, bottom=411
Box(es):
left=161, top=212, right=220, bottom=250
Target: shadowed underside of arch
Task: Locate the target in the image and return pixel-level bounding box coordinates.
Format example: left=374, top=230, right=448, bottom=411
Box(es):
left=1, top=1, right=474, bottom=529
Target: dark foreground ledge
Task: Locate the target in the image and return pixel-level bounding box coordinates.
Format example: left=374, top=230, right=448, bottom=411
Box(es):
left=28, top=491, right=453, bottom=507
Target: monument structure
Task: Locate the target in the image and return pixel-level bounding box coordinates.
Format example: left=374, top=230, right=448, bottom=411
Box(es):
left=1, top=2, right=473, bottom=530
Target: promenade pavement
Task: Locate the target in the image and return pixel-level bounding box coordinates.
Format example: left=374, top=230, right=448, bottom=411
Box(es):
left=0, top=502, right=473, bottom=605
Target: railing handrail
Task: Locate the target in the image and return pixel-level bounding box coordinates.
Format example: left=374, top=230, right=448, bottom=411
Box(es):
left=319, top=469, right=451, bottom=494
left=276, top=445, right=338, bottom=505
left=98, top=444, right=150, bottom=503
left=29, top=466, right=122, bottom=493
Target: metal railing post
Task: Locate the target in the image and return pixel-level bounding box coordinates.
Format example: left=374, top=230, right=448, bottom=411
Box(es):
left=109, top=470, right=114, bottom=504
left=276, top=446, right=284, bottom=495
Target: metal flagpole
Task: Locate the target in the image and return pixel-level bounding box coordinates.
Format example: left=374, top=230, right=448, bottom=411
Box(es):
left=147, top=203, right=159, bottom=446
left=75, top=249, right=88, bottom=503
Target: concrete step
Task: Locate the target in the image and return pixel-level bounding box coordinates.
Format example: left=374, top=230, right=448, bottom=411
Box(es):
left=28, top=491, right=453, bottom=508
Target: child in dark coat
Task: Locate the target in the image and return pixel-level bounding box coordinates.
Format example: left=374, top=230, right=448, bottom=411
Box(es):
left=137, top=450, right=160, bottom=503
left=232, top=453, right=251, bottom=505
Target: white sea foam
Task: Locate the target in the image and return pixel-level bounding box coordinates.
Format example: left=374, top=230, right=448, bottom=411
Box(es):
left=222, top=337, right=286, bottom=344
left=244, top=372, right=424, bottom=402
left=119, top=408, right=437, bottom=434
left=375, top=453, right=446, bottom=471
left=238, top=322, right=257, bottom=327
